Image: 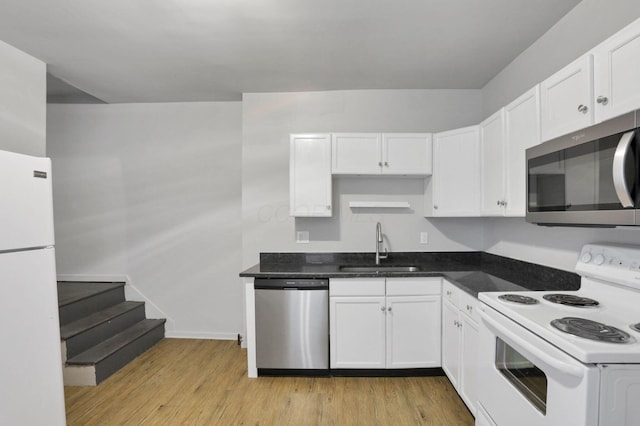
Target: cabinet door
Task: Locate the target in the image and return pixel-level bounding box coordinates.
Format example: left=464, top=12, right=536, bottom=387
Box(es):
left=480, top=109, right=506, bottom=216
left=540, top=54, right=594, bottom=142
left=504, top=85, right=541, bottom=217
left=441, top=299, right=460, bottom=388
left=594, top=19, right=640, bottom=122
left=430, top=126, right=481, bottom=216
left=330, top=296, right=386, bottom=369
left=381, top=133, right=432, bottom=175
left=331, top=133, right=381, bottom=175
left=289, top=134, right=332, bottom=217
left=386, top=295, right=441, bottom=368
left=460, top=314, right=479, bottom=416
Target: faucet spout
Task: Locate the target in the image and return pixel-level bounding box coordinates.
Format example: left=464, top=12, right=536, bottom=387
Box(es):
left=375, top=222, right=389, bottom=265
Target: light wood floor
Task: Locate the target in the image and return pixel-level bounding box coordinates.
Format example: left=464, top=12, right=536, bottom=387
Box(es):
left=65, top=339, right=474, bottom=425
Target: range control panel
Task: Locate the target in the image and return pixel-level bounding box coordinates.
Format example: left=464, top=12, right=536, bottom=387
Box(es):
left=577, top=244, right=640, bottom=289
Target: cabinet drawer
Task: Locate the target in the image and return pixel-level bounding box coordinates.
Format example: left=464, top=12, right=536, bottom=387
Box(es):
left=386, top=277, right=441, bottom=296
left=330, top=278, right=385, bottom=296
left=458, top=290, right=479, bottom=323
left=442, top=280, right=459, bottom=307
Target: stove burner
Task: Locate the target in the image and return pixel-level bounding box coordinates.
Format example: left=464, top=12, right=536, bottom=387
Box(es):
left=498, top=294, right=539, bottom=305
left=543, top=294, right=600, bottom=307
left=631, top=323, right=640, bottom=333
left=551, top=317, right=633, bottom=343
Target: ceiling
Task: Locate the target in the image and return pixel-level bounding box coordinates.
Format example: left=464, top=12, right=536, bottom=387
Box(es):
left=0, top=0, right=582, bottom=103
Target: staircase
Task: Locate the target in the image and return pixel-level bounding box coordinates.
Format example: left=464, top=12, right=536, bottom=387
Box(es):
left=58, top=281, right=166, bottom=386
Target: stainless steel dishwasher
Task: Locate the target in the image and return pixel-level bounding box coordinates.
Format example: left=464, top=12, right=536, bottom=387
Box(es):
left=254, top=278, right=329, bottom=374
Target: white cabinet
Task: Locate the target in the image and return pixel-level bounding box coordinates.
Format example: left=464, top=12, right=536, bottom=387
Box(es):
left=441, top=280, right=479, bottom=416
left=441, top=297, right=460, bottom=387
left=331, top=295, right=387, bottom=368
left=593, top=18, right=640, bottom=122
left=332, top=133, right=432, bottom=175
left=331, top=133, right=382, bottom=175
left=503, top=86, right=541, bottom=216
left=426, top=126, right=480, bottom=217
left=480, top=87, right=541, bottom=217
left=540, top=54, right=594, bottom=142
left=479, top=109, right=506, bottom=216
left=330, top=277, right=441, bottom=369
left=382, top=134, right=433, bottom=175
left=289, top=134, right=332, bottom=217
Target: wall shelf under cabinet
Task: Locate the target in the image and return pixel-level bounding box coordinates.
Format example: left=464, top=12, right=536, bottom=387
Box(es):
left=349, top=201, right=411, bottom=209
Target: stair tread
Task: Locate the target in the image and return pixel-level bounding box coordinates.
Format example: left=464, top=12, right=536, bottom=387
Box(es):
left=67, top=319, right=166, bottom=365
left=60, top=301, right=145, bottom=339
left=57, top=281, right=125, bottom=307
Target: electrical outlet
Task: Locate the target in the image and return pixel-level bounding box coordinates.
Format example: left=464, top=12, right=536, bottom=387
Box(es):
left=296, top=231, right=309, bottom=243
left=420, top=231, right=429, bottom=244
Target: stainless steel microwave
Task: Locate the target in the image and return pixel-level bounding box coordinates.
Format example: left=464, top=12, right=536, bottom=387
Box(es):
left=526, top=110, right=639, bottom=226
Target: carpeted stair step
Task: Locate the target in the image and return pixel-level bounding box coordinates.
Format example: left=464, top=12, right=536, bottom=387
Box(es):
left=60, top=301, right=146, bottom=361
left=58, top=281, right=125, bottom=325
left=64, top=318, right=166, bottom=386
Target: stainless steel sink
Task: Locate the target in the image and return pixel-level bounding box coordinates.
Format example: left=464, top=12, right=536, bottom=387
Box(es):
left=339, top=265, right=420, bottom=273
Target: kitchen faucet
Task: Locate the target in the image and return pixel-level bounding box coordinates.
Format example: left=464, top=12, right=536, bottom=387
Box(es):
left=375, top=222, right=389, bottom=265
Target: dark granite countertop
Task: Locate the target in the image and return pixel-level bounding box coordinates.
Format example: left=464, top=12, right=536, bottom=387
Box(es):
left=240, top=252, right=580, bottom=297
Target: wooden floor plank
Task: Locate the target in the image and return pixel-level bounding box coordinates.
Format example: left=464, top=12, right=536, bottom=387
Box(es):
left=65, top=339, right=474, bottom=425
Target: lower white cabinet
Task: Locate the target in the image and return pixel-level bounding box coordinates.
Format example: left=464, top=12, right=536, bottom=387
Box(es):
left=330, top=277, right=441, bottom=369
left=441, top=280, right=479, bottom=416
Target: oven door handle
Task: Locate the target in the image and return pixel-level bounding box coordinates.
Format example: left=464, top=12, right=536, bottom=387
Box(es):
left=612, top=130, right=636, bottom=208
left=480, top=309, right=586, bottom=379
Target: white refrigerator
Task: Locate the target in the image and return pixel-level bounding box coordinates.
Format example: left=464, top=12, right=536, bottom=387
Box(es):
left=0, top=150, right=66, bottom=425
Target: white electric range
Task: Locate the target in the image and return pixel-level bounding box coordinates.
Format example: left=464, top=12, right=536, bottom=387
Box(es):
left=475, top=244, right=640, bottom=426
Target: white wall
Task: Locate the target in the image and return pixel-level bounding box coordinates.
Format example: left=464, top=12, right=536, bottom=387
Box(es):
left=481, top=1, right=640, bottom=271
left=242, top=90, right=486, bottom=267
left=47, top=102, right=243, bottom=339
left=0, top=40, right=46, bottom=156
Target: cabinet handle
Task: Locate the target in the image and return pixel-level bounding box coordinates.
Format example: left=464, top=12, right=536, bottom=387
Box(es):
left=597, top=96, right=609, bottom=105
left=378, top=161, right=383, bottom=167
left=387, top=306, right=392, bottom=312
left=577, top=104, right=588, bottom=114
left=384, top=161, right=389, bottom=167
left=434, top=205, right=438, bottom=210
left=496, top=200, right=500, bottom=206
left=381, top=306, right=386, bottom=312
left=326, top=205, right=331, bottom=210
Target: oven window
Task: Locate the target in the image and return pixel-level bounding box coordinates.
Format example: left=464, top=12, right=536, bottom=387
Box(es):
left=495, top=337, right=547, bottom=414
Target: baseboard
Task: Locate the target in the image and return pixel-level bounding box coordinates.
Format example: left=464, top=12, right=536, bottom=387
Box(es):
left=165, top=331, right=238, bottom=340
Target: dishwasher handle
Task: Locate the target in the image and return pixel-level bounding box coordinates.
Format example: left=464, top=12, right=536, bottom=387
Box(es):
left=254, top=278, right=329, bottom=290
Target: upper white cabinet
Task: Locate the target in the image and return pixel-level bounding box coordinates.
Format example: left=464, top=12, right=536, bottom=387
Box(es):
left=426, top=126, right=480, bottom=217
left=332, top=133, right=432, bottom=175
left=479, top=109, right=506, bottom=216
left=540, top=54, right=594, bottom=142
left=331, top=133, right=382, bottom=175
left=593, top=18, right=640, bottom=122
left=504, top=86, right=541, bottom=216
left=289, top=134, right=332, bottom=217
left=382, top=134, right=433, bottom=175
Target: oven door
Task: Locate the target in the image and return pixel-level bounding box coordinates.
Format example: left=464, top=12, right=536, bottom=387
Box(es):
left=477, top=305, right=600, bottom=426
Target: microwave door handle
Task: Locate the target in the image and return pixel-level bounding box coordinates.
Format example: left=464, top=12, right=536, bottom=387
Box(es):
left=612, top=130, right=636, bottom=208
left=480, top=309, right=585, bottom=380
